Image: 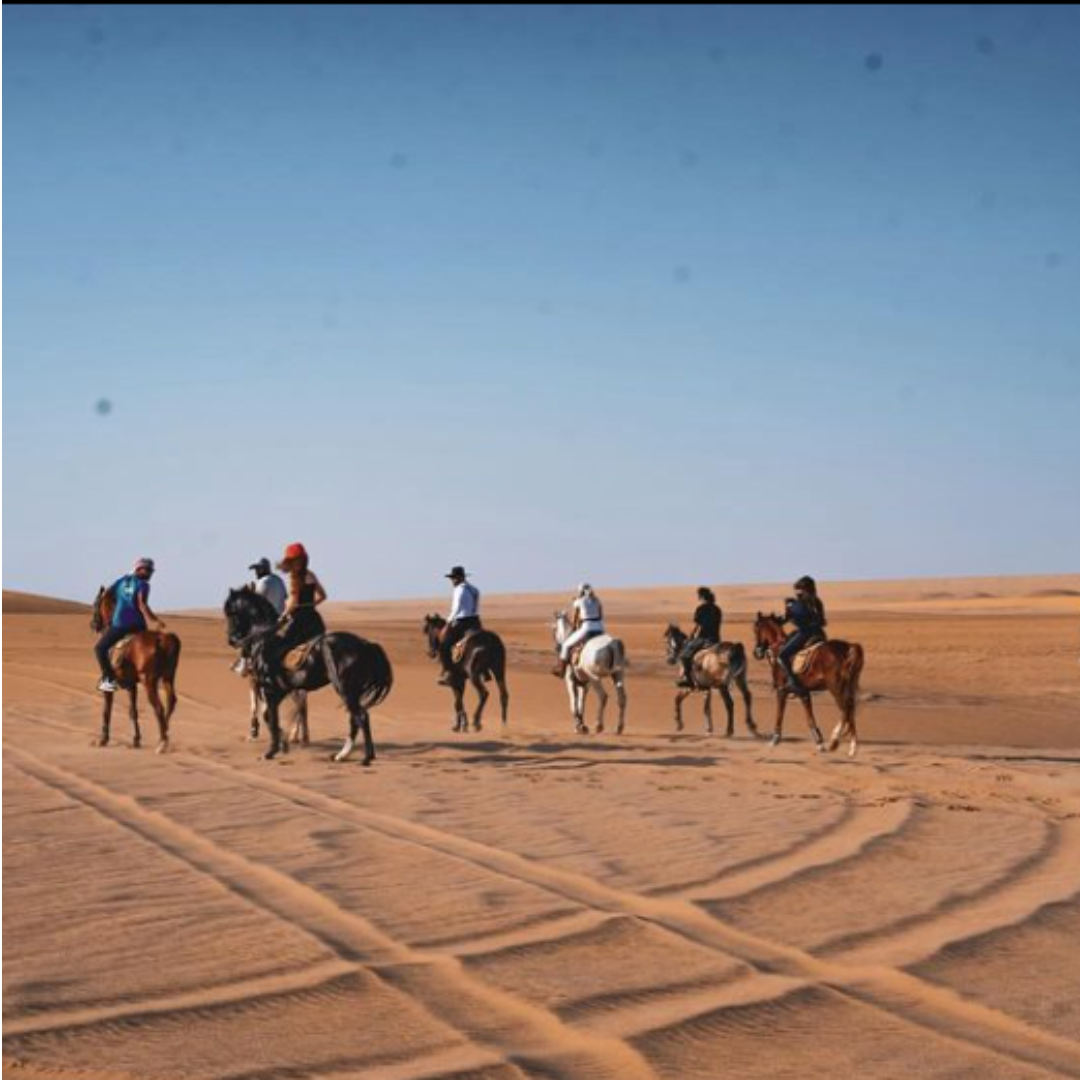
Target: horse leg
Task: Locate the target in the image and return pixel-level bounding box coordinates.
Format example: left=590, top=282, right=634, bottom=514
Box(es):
left=359, top=707, right=375, bottom=766
left=702, top=689, right=713, bottom=735
left=497, top=676, right=510, bottom=728
left=799, top=694, right=825, bottom=752
left=287, top=691, right=308, bottom=745
left=593, top=679, right=608, bottom=734
left=718, top=684, right=736, bottom=738
left=333, top=708, right=360, bottom=763
left=145, top=679, right=170, bottom=753
left=247, top=678, right=262, bottom=741
left=262, top=692, right=286, bottom=760
left=95, top=690, right=114, bottom=747
left=451, top=683, right=467, bottom=733
left=128, top=688, right=142, bottom=749
left=471, top=672, right=489, bottom=732
left=738, top=672, right=760, bottom=738
left=568, top=675, right=588, bottom=735
left=770, top=690, right=788, bottom=747
left=673, top=688, right=690, bottom=732
left=614, top=676, right=626, bottom=735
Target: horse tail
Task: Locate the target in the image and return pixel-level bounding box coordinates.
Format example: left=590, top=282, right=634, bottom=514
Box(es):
left=482, top=634, right=507, bottom=685
left=160, top=633, right=182, bottom=719
left=324, top=637, right=394, bottom=711
left=840, top=642, right=864, bottom=720
left=727, top=641, right=747, bottom=682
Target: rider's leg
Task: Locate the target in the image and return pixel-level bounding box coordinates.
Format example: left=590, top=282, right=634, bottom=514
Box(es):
left=778, top=633, right=809, bottom=696
left=554, top=627, right=586, bottom=676
left=438, top=623, right=463, bottom=684
left=677, top=638, right=700, bottom=687
left=95, top=627, right=127, bottom=683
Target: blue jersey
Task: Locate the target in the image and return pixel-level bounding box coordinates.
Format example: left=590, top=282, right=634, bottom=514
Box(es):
left=111, top=574, right=149, bottom=631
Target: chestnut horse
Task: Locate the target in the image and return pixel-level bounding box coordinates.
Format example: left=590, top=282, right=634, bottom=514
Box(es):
left=663, top=625, right=759, bottom=738
left=90, top=587, right=182, bottom=752
left=423, top=615, right=510, bottom=732
left=752, top=613, right=864, bottom=756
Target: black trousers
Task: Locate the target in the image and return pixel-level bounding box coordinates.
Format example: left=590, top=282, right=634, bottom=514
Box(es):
left=95, top=626, right=132, bottom=678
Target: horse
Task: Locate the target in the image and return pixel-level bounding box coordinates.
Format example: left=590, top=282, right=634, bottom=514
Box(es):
left=224, top=589, right=393, bottom=765
left=90, top=586, right=182, bottom=752
left=752, top=612, right=865, bottom=756
left=552, top=610, right=628, bottom=735
left=663, top=625, right=760, bottom=738
left=422, top=614, right=510, bottom=733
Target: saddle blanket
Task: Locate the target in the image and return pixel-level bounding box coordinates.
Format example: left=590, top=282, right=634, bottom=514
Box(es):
left=282, top=638, right=321, bottom=672
left=792, top=640, right=826, bottom=675
left=108, top=635, right=136, bottom=680
left=450, top=629, right=480, bottom=665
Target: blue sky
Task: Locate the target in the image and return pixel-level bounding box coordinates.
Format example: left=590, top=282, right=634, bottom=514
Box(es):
left=4, top=5, right=1079, bottom=608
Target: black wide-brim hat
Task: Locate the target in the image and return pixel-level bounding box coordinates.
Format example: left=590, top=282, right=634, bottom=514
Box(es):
left=446, top=566, right=467, bottom=579
left=249, top=557, right=271, bottom=575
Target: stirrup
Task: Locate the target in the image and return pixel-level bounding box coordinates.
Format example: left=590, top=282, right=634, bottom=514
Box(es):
left=97, top=677, right=120, bottom=693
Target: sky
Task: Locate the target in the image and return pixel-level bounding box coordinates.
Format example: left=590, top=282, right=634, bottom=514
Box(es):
left=4, top=4, right=1079, bottom=609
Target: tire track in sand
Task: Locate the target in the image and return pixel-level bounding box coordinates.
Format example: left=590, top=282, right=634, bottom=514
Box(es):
left=4, top=743, right=655, bottom=1080
left=175, top=750, right=1080, bottom=1078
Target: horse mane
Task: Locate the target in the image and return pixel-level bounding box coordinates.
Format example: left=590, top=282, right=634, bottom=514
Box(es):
left=229, top=585, right=278, bottom=623
left=425, top=613, right=447, bottom=629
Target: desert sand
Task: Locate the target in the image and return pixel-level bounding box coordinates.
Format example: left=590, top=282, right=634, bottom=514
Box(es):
left=4, top=574, right=1080, bottom=1079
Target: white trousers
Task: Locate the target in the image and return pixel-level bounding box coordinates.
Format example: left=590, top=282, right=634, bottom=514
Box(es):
left=561, top=624, right=604, bottom=659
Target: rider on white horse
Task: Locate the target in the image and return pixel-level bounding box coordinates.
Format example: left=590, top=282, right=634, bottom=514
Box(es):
left=553, top=583, right=605, bottom=677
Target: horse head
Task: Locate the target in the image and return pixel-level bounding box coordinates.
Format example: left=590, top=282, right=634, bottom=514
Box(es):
left=752, top=611, right=784, bottom=660
left=663, top=623, right=686, bottom=665
left=552, top=610, right=570, bottom=646
left=422, top=614, right=446, bottom=658
left=90, top=586, right=110, bottom=633
left=224, top=586, right=276, bottom=649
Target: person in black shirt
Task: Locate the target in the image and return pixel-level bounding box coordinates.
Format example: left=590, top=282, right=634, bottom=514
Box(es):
left=778, top=575, right=827, bottom=695
left=676, top=587, right=723, bottom=688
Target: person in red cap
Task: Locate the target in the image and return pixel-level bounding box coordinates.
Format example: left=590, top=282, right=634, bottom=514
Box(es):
left=272, top=543, right=328, bottom=662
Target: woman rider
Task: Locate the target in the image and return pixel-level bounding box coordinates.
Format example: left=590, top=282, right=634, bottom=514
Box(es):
left=271, top=542, right=327, bottom=668
left=778, top=575, right=827, bottom=695
left=553, top=583, right=605, bottom=677
left=676, top=586, right=723, bottom=688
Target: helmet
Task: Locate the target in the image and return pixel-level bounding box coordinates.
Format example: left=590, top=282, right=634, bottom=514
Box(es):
left=283, top=542, right=307, bottom=562
left=578, top=582, right=592, bottom=595
left=133, top=557, right=155, bottom=574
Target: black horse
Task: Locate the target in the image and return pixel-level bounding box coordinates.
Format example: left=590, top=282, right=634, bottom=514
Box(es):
left=423, top=614, right=509, bottom=732
left=223, top=588, right=393, bottom=765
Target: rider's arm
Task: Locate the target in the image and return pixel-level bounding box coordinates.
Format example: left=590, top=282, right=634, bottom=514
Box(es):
left=311, top=574, right=327, bottom=606
left=447, top=585, right=462, bottom=624
left=138, top=592, right=165, bottom=630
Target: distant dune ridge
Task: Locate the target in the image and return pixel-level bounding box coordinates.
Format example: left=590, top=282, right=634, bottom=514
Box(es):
left=2, top=590, right=91, bottom=615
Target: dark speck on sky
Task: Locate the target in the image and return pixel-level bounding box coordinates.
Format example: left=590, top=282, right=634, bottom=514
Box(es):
left=94, top=398, right=113, bottom=417
left=864, top=52, right=884, bottom=72
left=976, top=35, right=997, bottom=56
left=672, top=266, right=692, bottom=285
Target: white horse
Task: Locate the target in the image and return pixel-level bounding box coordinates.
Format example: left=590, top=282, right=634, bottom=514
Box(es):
left=552, top=610, right=628, bottom=735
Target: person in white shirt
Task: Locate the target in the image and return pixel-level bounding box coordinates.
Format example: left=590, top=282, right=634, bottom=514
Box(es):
left=554, top=583, right=605, bottom=676
left=249, top=557, right=287, bottom=616
left=438, top=566, right=482, bottom=685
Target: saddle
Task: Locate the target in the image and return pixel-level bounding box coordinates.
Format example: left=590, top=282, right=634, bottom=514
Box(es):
left=792, top=637, right=827, bottom=675
left=108, top=635, right=136, bottom=683
left=569, top=630, right=604, bottom=669
left=450, top=628, right=481, bottom=665
left=282, top=638, right=321, bottom=672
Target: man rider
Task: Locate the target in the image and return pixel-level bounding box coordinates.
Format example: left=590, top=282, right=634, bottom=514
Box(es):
left=94, top=557, right=166, bottom=692
left=676, top=586, right=723, bottom=688
left=553, top=583, right=605, bottom=677
left=438, top=566, right=482, bottom=685
left=778, top=575, right=828, bottom=696
left=233, top=558, right=288, bottom=674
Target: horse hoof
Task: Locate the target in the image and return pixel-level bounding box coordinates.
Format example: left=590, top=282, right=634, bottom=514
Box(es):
left=156, top=742, right=169, bottom=755
left=361, top=758, right=373, bottom=767
left=263, top=750, right=279, bottom=761
left=91, top=739, right=108, bottom=749
left=769, top=734, right=782, bottom=748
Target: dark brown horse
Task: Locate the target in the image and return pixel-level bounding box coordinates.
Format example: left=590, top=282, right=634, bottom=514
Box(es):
left=752, top=613, right=864, bottom=756
left=90, top=587, right=182, bottom=752
left=663, top=625, right=759, bottom=738
left=423, top=614, right=509, bottom=732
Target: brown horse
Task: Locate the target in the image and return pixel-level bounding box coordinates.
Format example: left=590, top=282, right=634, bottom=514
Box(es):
left=423, top=615, right=510, bottom=732
left=663, top=625, right=760, bottom=738
left=91, top=587, right=182, bottom=752
left=752, top=612, right=864, bottom=756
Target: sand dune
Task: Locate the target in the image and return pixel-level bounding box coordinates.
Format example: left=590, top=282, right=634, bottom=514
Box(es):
left=4, top=576, right=1079, bottom=1078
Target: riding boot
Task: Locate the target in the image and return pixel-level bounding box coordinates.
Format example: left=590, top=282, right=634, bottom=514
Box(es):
left=780, top=661, right=807, bottom=698
left=437, top=667, right=455, bottom=686
left=676, top=660, right=695, bottom=689
left=552, top=657, right=569, bottom=678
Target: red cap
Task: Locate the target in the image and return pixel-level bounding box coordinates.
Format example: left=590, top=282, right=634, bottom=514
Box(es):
left=283, top=542, right=307, bottom=561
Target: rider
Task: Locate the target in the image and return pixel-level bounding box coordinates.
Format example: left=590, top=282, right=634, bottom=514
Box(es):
left=233, top=558, right=288, bottom=675
left=553, top=583, right=605, bottom=677
left=778, top=575, right=828, bottom=696
left=94, top=557, right=166, bottom=693
left=270, top=543, right=327, bottom=669
left=249, top=556, right=287, bottom=616
left=676, top=586, right=723, bottom=688
left=438, top=566, right=482, bottom=685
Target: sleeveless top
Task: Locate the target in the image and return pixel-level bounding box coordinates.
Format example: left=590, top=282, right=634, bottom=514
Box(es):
left=575, top=594, right=604, bottom=627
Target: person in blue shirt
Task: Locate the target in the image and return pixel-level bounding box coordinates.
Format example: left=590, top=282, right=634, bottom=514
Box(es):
left=778, top=575, right=828, bottom=696
left=95, top=557, right=166, bottom=692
